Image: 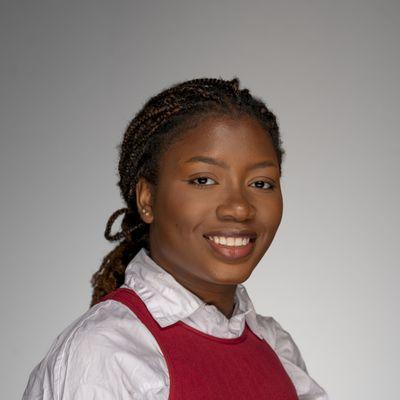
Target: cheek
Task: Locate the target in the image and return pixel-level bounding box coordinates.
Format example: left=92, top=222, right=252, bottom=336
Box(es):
left=179, top=198, right=209, bottom=237
left=260, top=196, right=283, bottom=229
left=157, top=184, right=208, bottom=236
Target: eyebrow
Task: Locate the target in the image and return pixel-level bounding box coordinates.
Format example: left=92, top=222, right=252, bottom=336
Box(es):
left=184, top=156, right=278, bottom=170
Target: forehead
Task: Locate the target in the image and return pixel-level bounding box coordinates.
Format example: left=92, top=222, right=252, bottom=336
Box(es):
left=160, top=115, right=278, bottom=169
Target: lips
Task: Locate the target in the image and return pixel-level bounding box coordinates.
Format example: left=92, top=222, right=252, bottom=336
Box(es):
left=203, top=234, right=256, bottom=261
left=203, top=230, right=257, bottom=240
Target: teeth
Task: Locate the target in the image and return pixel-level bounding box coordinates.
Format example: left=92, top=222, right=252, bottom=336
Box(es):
left=209, top=236, right=250, bottom=247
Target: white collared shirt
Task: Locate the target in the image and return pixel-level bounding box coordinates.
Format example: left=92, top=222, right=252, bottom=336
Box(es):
left=23, top=248, right=329, bottom=400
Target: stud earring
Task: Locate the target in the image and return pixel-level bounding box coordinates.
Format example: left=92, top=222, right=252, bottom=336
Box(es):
left=142, top=208, right=150, bottom=215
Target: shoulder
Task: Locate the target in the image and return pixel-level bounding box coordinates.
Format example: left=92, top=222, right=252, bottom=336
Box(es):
left=255, top=313, right=329, bottom=400
left=255, top=313, right=307, bottom=370
left=23, top=299, right=168, bottom=400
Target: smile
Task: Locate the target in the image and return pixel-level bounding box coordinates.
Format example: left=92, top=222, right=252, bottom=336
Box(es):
left=203, top=235, right=256, bottom=260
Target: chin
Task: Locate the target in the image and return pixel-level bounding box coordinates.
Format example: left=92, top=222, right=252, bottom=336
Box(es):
left=208, top=266, right=254, bottom=285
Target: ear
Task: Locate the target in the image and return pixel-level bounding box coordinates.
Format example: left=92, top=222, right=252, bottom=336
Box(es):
left=135, top=177, right=154, bottom=224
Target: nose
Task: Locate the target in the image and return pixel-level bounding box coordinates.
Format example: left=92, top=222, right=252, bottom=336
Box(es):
left=216, top=188, right=256, bottom=222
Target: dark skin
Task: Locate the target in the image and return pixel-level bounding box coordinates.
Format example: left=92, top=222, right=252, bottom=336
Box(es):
left=136, top=115, right=283, bottom=319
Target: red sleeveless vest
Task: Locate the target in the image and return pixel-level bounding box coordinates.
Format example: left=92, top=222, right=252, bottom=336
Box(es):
left=101, top=288, right=299, bottom=400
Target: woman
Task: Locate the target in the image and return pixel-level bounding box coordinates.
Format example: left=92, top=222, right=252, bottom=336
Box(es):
left=23, top=78, right=329, bottom=399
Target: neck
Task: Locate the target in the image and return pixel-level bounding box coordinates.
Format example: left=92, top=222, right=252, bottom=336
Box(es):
left=171, top=274, right=237, bottom=319
left=199, top=287, right=237, bottom=319
left=148, top=249, right=237, bottom=319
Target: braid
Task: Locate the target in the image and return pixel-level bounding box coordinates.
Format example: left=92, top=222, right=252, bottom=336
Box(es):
left=90, top=77, right=285, bottom=306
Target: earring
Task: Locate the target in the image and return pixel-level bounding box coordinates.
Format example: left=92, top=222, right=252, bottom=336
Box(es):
left=142, top=208, right=150, bottom=215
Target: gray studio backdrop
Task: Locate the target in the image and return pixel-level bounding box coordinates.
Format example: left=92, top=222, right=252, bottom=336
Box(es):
left=1, top=1, right=399, bottom=399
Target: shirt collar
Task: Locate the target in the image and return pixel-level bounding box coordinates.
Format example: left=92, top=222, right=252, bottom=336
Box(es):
left=123, top=247, right=264, bottom=340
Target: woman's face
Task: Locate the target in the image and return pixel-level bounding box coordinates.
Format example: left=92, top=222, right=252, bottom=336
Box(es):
left=137, top=115, right=283, bottom=295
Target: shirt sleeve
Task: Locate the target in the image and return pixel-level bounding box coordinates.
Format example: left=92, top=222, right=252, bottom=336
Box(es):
left=22, top=301, right=168, bottom=400
left=22, top=376, right=116, bottom=400
left=21, top=306, right=122, bottom=400
left=263, top=316, right=330, bottom=400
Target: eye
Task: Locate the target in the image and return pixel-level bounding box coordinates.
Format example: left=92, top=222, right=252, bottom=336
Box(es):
left=188, top=176, right=217, bottom=188
left=250, top=180, right=275, bottom=190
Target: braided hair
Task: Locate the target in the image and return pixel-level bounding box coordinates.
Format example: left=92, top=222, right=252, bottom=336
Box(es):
left=90, top=77, right=285, bottom=306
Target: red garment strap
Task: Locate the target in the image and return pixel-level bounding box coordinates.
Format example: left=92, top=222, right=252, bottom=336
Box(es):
left=101, top=288, right=299, bottom=400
